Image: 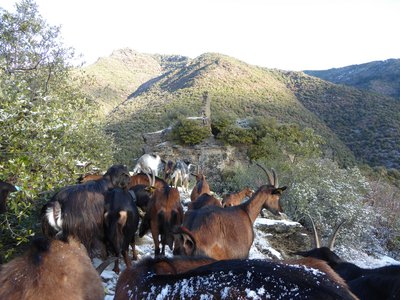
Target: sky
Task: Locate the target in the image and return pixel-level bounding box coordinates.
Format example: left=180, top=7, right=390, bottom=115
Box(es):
left=1, top=0, right=400, bottom=71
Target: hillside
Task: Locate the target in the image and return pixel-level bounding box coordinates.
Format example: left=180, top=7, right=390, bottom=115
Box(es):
left=104, top=52, right=354, bottom=166
left=81, top=48, right=189, bottom=115
left=304, top=58, right=400, bottom=99
left=83, top=49, right=400, bottom=170
left=285, top=71, right=400, bottom=169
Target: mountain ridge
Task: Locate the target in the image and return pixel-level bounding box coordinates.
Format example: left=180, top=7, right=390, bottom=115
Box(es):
left=83, top=48, right=400, bottom=170
left=304, top=58, right=400, bottom=99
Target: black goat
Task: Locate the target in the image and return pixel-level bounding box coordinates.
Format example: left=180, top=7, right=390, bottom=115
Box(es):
left=129, top=184, right=152, bottom=212
left=41, top=164, right=131, bottom=257
left=0, top=181, right=19, bottom=263
left=296, top=216, right=400, bottom=300
left=115, top=256, right=357, bottom=300
left=104, top=188, right=140, bottom=274
left=348, top=273, right=400, bottom=300
left=0, top=181, right=18, bottom=214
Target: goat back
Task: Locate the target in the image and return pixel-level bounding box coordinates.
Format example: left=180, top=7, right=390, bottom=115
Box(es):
left=115, top=258, right=356, bottom=300
left=0, top=237, right=103, bottom=300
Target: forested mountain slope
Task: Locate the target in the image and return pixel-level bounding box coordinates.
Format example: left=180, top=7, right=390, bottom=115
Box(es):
left=304, top=58, right=400, bottom=99
left=285, top=71, right=400, bottom=169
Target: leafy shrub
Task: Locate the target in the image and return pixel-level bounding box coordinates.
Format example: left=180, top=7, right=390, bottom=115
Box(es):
left=171, top=118, right=210, bottom=145
left=215, top=117, right=324, bottom=162
left=0, top=0, right=115, bottom=260
left=218, top=125, right=255, bottom=145
left=210, top=115, right=236, bottom=136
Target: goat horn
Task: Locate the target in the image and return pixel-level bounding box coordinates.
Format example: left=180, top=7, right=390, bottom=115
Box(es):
left=272, top=168, right=278, bottom=188
left=256, top=163, right=274, bottom=186
left=145, top=172, right=152, bottom=185
left=306, top=214, right=321, bottom=248
left=150, top=169, right=156, bottom=187
left=96, top=257, right=118, bottom=274
left=327, top=219, right=346, bottom=250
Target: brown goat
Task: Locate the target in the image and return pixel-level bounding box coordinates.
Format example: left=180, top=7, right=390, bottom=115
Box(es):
left=163, top=160, right=175, bottom=184
left=76, top=173, right=103, bottom=184
left=187, top=193, right=222, bottom=210
left=114, top=255, right=356, bottom=300
left=139, top=173, right=184, bottom=256
left=173, top=165, right=287, bottom=260
left=221, top=187, right=254, bottom=207
left=0, top=237, right=104, bottom=300
left=128, top=172, right=169, bottom=190
left=190, top=172, right=211, bottom=201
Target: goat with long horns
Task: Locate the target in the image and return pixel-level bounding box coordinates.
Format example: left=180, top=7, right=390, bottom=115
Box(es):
left=296, top=215, right=400, bottom=300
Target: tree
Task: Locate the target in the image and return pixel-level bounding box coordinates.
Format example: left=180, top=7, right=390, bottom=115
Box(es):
left=0, top=0, right=115, bottom=260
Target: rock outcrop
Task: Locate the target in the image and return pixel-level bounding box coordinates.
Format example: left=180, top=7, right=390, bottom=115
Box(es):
left=142, top=129, right=249, bottom=185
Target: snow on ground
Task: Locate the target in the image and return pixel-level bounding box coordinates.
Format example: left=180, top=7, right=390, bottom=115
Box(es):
left=344, top=246, right=400, bottom=268
left=98, top=187, right=400, bottom=299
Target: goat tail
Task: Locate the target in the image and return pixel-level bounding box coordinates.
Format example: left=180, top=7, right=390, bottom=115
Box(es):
left=138, top=213, right=151, bottom=237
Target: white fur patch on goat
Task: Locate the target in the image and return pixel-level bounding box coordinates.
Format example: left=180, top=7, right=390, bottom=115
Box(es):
left=46, top=201, right=63, bottom=232
left=133, top=154, right=162, bottom=176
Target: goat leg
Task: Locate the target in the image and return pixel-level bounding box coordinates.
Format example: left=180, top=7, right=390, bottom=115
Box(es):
left=112, top=258, right=120, bottom=274
left=152, top=231, right=161, bottom=256
left=130, top=242, right=138, bottom=261
left=122, top=251, right=132, bottom=269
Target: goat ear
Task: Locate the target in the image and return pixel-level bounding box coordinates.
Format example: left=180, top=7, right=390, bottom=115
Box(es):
left=118, top=211, right=128, bottom=226
left=182, top=233, right=195, bottom=255
left=272, top=186, right=287, bottom=195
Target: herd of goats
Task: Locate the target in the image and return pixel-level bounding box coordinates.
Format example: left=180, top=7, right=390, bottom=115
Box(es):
left=0, top=153, right=399, bottom=299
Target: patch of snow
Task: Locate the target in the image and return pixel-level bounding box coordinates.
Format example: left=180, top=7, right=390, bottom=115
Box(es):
left=220, top=287, right=231, bottom=299
left=187, top=117, right=204, bottom=120
left=254, top=218, right=300, bottom=227
left=245, top=288, right=261, bottom=299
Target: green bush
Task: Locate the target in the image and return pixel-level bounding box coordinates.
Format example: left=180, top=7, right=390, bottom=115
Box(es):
left=171, top=118, right=211, bottom=145
left=210, top=115, right=236, bottom=137
left=215, top=117, right=324, bottom=162
left=218, top=125, right=255, bottom=145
